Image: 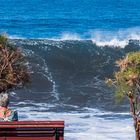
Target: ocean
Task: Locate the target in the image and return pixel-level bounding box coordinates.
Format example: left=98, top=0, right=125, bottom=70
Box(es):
left=1, top=0, right=140, bottom=139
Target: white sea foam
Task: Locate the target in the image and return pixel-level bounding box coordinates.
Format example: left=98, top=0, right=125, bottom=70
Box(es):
left=60, top=32, right=81, bottom=40
left=56, top=28, right=140, bottom=48
left=92, top=38, right=128, bottom=48
left=11, top=103, right=135, bottom=140
left=91, top=28, right=140, bottom=48
left=8, top=27, right=140, bottom=48
left=8, top=32, right=82, bottom=41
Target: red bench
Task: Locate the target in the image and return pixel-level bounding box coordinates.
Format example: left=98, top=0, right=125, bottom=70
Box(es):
left=0, top=121, right=64, bottom=140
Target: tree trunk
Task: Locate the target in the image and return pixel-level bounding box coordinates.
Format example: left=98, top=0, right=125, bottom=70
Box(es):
left=129, top=96, right=140, bottom=140
left=135, top=120, right=140, bottom=140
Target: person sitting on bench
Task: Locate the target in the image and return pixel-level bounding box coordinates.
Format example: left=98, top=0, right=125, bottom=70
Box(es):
left=0, top=93, right=18, bottom=121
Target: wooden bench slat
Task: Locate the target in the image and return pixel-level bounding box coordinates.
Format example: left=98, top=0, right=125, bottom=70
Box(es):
left=0, top=130, right=56, bottom=134
left=0, top=125, right=64, bottom=128
left=0, top=121, right=64, bottom=140
left=6, top=137, right=54, bottom=140
left=0, top=121, right=64, bottom=125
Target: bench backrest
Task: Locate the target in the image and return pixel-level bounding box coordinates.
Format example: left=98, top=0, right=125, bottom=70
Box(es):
left=0, top=121, right=64, bottom=140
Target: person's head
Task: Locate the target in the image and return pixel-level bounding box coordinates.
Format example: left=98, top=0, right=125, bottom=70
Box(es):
left=0, top=93, right=9, bottom=107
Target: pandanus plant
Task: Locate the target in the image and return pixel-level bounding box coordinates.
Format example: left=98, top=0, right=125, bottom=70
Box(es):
left=106, top=51, right=140, bottom=140
left=0, top=34, right=29, bottom=93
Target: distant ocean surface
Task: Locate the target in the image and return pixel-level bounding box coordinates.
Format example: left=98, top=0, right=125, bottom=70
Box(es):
left=1, top=0, right=140, bottom=139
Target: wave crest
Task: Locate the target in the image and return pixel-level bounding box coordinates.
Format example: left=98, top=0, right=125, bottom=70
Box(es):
left=7, top=27, right=140, bottom=48
left=91, top=28, right=140, bottom=48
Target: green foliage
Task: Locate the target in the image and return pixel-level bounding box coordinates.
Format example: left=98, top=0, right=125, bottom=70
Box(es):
left=115, top=79, right=133, bottom=102
left=0, top=34, right=8, bottom=45
left=107, top=51, right=140, bottom=140
left=107, top=51, right=140, bottom=102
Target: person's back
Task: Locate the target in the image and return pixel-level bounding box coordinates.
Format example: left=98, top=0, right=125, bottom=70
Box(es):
left=0, top=93, right=18, bottom=121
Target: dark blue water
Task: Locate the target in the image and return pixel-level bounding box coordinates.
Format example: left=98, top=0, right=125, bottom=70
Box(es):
left=1, top=0, right=140, bottom=113
left=0, top=1, right=139, bottom=139
left=0, top=0, right=140, bottom=38
left=1, top=0, right=140, bottom=115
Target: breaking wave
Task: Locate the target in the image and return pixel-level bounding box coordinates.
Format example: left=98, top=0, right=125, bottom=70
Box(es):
left=8, top=27, right=140, bottom=48
left=7, top=29, right=140, bottom=140
left=8, top=37, right=140, bottom=112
